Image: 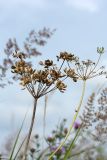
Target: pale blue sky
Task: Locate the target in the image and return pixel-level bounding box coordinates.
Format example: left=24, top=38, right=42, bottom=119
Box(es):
left=0, top=0, right=107, bottom=148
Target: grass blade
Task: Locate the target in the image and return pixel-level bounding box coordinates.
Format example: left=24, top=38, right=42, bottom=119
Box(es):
left=13, top=136, right=27, bottom=160
left=9, top=112, right=27, bottom=160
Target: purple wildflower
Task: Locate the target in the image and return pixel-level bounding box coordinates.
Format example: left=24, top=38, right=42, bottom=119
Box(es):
left=74, top=122, right=81, bottom=130
left=50, top=146, right=65, bottom=155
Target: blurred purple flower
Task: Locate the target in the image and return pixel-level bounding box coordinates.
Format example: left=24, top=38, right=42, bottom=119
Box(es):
left=74, top=122, right=81, bottom=130
left=50, top=146, right=65, bottom=154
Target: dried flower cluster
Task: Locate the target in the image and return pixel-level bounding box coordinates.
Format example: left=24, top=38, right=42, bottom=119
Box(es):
left=64, top=68, right=78, bottom=82
left=56, top=52, right=79, bottom=82
left=58, top=48, right=106, bottom=82
left=57, top=52, right=78, bottom=62
left=11, top=51, right=67, bottom=99
left=9, top=48, right=107, bottom=160
left=75, top=57, right=106, bottom=81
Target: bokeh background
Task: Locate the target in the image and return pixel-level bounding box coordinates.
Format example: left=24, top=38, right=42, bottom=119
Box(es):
left=0, top=0, right=107, bottom=149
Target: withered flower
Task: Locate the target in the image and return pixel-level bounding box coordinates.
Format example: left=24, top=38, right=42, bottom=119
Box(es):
left=64, top=68, right=78, bottom=82
left=56, top=80, right=67, bottom=93
left=74, top=58, right=106, bottom=81
left=57, top=51, right=78, bottom=62
left=44, top=59, right=53, bottom=67
left=39, top=59, right=54, bottom=68
left=49, top=69, right=65, bottom=80
left=58, top=48, right=106, bottom=82
left=12, top=51, right=68, bottom=99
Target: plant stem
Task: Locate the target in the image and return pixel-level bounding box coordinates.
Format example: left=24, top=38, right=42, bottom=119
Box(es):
left=48, top=80, right=86, bottom=160
left=63, top=125, right=82, bottom=160
left=23, top=98, right=38, bottom=160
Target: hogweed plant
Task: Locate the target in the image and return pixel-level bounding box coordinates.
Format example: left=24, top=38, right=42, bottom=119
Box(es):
left=48, top=47, right=106, bottom=160
left=11, top=51, right=79, bottom=159
left=11, top=47, right=106, bottom=160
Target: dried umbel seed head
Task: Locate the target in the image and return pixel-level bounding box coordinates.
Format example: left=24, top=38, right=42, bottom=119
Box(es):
left=64, top=68, right=78, bottom=82
left=49, top=69, right=65, bottom=80
left=57, top=52, right=78, bottom=62
left=11, top=60, right=28, bottom=74
left=74, top=58, right=106, bottom=81
left=39, top=59, right=54, bottom=68
left=56, top=80, right=67, bottom=92
left=60, top=48, right=106, bottom=82
left=11, top=51, right=67, bottom=98
left=44, top=59, right=53, bottom=66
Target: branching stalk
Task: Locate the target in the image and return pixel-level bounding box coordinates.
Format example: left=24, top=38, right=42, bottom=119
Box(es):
left=63, top=125, right=82, bottom=160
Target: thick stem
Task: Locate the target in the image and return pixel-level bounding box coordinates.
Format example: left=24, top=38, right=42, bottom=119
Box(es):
left=48, top=80, right=86, bottom=160
left=23, top=98, right=38, bottom=160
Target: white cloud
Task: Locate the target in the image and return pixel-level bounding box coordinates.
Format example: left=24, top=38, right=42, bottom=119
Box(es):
left=66, top=0, right=100, bottom=12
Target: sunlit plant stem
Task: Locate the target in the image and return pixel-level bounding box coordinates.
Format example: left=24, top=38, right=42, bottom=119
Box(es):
left=48, top=80, right=86, bottom=160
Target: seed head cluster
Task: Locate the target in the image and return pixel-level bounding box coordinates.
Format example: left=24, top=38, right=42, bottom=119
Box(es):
left=11, top=49, right=106, bottom=99
left=74, top=59, right=105, bottom=80
left=57, top=51, right=78, bottom=62
left=64, top=68, right=78, bottom=82
left=67, top=50, right=106, bottom=81
left=11, top=51, right=68, bottom=99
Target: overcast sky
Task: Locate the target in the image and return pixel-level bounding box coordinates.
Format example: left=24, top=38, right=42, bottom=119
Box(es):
left=0, top=0, right=107, bottom=148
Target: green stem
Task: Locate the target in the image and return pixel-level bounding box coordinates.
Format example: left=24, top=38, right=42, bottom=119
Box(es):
left=63, top=125, right=82, bottom=160
left=48, top=80, right=86, bottom=160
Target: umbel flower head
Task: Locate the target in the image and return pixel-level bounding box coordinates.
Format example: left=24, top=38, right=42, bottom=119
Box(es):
left=61, top=48, right=106, bottom=81
left=11, top=51, right=68, bottom=99
left=57, top=51, right=78, bottom=62
left=56, top=51, right=79, bottom=82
